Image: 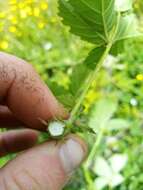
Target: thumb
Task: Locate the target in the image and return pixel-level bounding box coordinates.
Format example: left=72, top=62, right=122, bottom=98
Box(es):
left=0, top=136, right=87, bottom=190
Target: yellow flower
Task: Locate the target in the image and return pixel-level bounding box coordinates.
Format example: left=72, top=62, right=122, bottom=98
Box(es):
left=33, top=7, right=40, bottom=17
left=20, top=9, right=27, bottom=18
left=18, top=2, right=25, bottom=9
left=8, top=15, right=18, bottom=24
left=84, top=102, right=90, bottom=113
left=84, top=89, right=98, bottom=113
left=9, top=0, right=17, bottom=5
left=136, top=74, right=143, bottom=81
left=9, top=26, right=17, bottom=33
left=10, top=5, right=17, bottom=11
left=11, top=17, right=18, bottom=24
left=0, top=41, right=9, bottom=50
left=38, top=21, right=46, bottom=29
left=8, top=14, right=14, bottom=20
left=25, top=7, right=33, bottom=16
left=86, top=90, right=97, bottom=101
left=0, top=12, right=6, bottom=19
left=40, top=2, right=48, bottom=10
left=26, top=0, right=34, bottom=4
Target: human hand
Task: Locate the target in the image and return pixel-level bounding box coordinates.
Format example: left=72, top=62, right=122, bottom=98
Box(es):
left=0, top=52, right=87, bottom=190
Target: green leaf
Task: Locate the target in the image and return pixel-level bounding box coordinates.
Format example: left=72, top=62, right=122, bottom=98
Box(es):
left=59, top=0, right=116, bottom=45
left=83, top=46, right=106, bottom=69
left=57, top=94, right=75, bottom=109
left=114, top=14, right=141, bottom=42
left=59, top=0, right=140, bottom=46
left=48, top=82, right=68, bottom=96
left=48, top=82, right=75, bottom=109
left=110, top=40, right=125, bottom=56
left=89, top=99, right=117, bottom=132
left=69, top=64, right=90, bottom=96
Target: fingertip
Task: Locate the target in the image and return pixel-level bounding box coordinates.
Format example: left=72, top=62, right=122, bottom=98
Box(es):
left=58, top=135, right=88, bottom=174
left=0, top=52, right=69, bottom=131
left=0, top=134, right=87, bottom=189
left=0, top=129, right=39, bottom=157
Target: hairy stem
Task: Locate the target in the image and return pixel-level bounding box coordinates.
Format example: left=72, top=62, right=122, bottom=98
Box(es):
left=83, top=166, right=93, bottom=190
left=82, top=14, right=121, bottom=189
left=82, top=128, right=105, bottom=190
left=68, top=42, right=113, bottom=125
left=70, top=43, right=112, bottom=190
left=86, top=127, right=105, bottom=168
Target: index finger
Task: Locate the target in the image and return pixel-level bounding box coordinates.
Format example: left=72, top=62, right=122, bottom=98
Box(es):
left=0, top=52, right=67, bottom=130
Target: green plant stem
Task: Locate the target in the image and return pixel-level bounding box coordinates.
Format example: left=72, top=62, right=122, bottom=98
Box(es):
left=67, top=12, right=121, bottom=190
left=71, top=42, right=112, bottom=190
left=82, top=128, right=105, bottom=190
left=83, top=166, right=93, bottom=190
left=68, top=42, right=113, bottom=125
left=82, top=14, right=121, bottom=186
left=86, top=127, right=105, bottom=168
left=83, top=14, right=121, bottom=169
left=66, top=41, right=113, bottom=190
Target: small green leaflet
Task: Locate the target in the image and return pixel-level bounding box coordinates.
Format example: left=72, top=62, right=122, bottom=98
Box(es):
left=110, top=40, right=125, bottom=56
left=83, top=46, right=106, bottom=69
left=59, top=0, right=140, bottom=46
left=84, top=40, right=125, bottom=69
left=69, top=64, right=90, bottom=96
left=48, top=82, right=75, bottom=109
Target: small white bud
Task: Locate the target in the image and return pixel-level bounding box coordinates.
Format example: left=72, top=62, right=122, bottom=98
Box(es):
left=48, top=121, right=65, bottom=137
left=44, top=42, right=53, bottom=51
left=130, top=98, right=138, bottom=106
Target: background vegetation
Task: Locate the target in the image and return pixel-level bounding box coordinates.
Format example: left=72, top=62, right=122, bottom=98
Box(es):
left=0, top=0, right=143, bottom=189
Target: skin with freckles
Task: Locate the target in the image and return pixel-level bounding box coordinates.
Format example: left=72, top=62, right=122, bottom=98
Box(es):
left=0, top=52, right=67, bottom=129
left=0, top=52, right=87, bottom=190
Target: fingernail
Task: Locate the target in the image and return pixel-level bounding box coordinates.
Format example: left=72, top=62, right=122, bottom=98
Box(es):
left=59, top=138, right=86, bottom=173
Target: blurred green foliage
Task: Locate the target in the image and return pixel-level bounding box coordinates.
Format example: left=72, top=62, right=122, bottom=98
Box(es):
left=0, top=0, right=143, bottom=189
